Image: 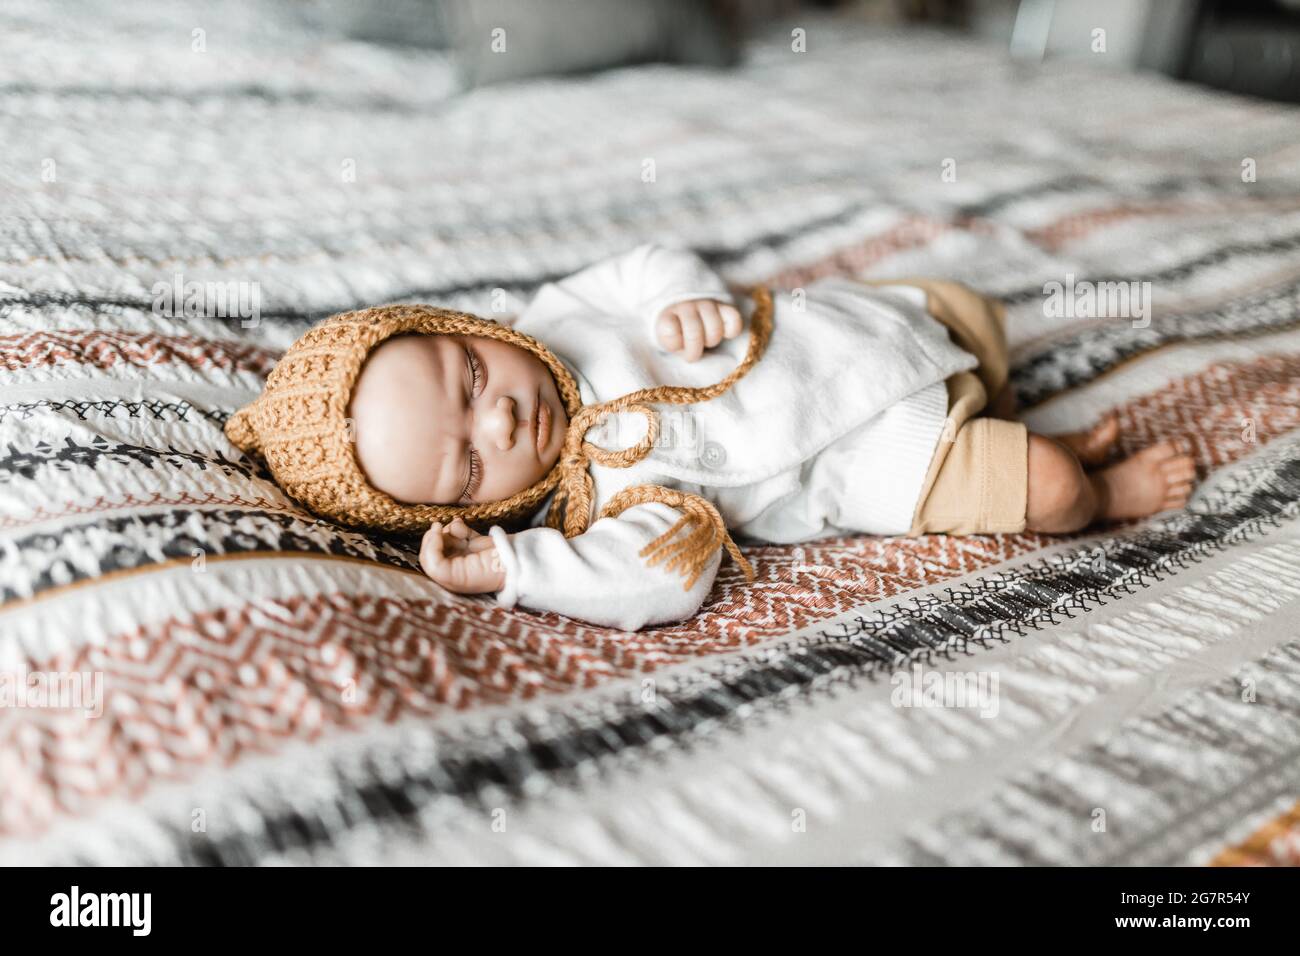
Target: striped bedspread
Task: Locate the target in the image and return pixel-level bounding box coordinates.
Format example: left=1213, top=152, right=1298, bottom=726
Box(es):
left=2, top=1, right=1299, bottom=865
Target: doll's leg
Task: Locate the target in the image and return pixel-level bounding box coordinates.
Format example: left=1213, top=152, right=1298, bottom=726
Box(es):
left=1053, top=415, right=1121, bottom=466
left=1025, top=434, right=1195, bottom=533
left=988, top=383, right=1120, bottom=467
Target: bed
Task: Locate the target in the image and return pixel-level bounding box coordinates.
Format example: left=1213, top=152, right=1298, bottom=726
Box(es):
left=3, top=0, right=1299, bottom=865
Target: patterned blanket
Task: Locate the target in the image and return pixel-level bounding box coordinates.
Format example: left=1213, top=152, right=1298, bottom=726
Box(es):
left=3, top=1, right=1300, bottom=865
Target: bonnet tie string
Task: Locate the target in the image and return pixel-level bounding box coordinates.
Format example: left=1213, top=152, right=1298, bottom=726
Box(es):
left=545, top=286, right=775, bottom=590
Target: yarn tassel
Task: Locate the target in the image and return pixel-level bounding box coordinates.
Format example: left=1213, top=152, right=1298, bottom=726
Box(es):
left=602, top=486, right=755, bottom=590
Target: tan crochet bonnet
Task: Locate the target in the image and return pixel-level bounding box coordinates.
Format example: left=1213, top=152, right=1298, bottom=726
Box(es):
left=225, top=288, right=774, bottom=589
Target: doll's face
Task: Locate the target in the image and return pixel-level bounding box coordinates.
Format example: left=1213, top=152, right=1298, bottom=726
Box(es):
left=348, top=333, right=568, bottom=506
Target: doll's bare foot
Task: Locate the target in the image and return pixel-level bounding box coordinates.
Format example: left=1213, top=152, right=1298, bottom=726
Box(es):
left=1091, top=438, right=1196, bottom=520
left=1055, top=414, right=1120, bottom=466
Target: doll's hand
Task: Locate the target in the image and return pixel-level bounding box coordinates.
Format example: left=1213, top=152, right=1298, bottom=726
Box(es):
left=419, top=517, right=506, bottom=595
left=655, top=298, right=743, bottom=362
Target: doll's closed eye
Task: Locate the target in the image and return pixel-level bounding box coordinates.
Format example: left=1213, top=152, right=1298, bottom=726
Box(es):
left=460, top=449, right=482, bottom=502
left=465, top=345, right=486, bottom=396
left=459, top=344, right=486, bottom=502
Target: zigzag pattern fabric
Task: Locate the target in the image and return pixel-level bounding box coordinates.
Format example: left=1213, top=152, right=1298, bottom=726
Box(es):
left=3, top=1, right=1300, bottom=863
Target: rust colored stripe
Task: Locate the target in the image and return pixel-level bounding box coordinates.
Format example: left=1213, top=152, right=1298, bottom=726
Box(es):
left=1209, top=800, right=1300, bottom=867
left=0, top=330, right=278, bottom=375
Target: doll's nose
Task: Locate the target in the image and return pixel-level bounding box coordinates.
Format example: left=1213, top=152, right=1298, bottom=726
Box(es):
left=482, top=396, right=517, bottom=451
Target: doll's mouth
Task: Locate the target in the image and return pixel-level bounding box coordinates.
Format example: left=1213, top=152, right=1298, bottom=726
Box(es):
left=535, top=390, right=552, bottom=457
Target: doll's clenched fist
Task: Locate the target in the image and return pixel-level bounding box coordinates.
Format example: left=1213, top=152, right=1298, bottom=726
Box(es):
left=655, top=298, right=743, bottom=362
left=420, top=517, right=505, bottom=594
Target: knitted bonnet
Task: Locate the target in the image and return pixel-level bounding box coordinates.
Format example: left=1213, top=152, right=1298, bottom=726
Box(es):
left=225, top=289, right=774, bottom=589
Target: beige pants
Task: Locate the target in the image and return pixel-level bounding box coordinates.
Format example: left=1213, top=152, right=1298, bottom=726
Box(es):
left=865, top=279, right=1029, bottom=536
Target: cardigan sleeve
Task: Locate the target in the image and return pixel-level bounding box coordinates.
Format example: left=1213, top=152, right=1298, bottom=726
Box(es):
left=486, top=501, right=722, bottom=630
left=552, top=243, right=736, bottom=332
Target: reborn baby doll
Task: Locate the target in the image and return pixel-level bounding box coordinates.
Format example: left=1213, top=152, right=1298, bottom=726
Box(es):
left=226, top=244, right=1195, bottom=629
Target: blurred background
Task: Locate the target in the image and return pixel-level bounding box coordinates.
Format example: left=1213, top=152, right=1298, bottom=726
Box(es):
left=159, top=0, right=1300, bottom=103
left=15, top=0, right=1300, bottom=99
left=970, top=0, right=1300, bottom=102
